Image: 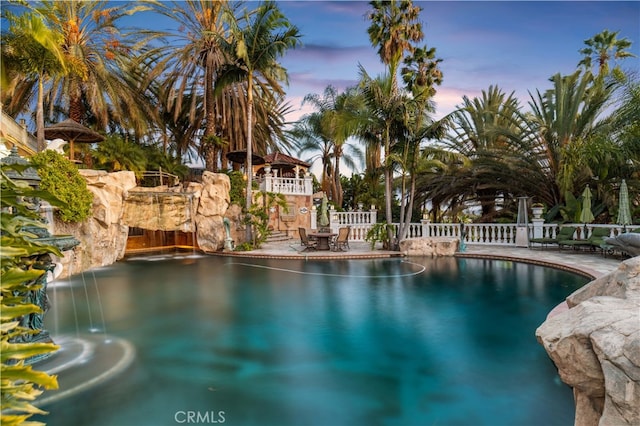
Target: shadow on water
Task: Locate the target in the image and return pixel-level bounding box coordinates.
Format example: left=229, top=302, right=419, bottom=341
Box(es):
left=35, top=255, right=587, bottom=426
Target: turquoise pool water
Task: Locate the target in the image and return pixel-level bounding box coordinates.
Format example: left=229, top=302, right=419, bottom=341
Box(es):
left=37, top=255, right=586, bottom=426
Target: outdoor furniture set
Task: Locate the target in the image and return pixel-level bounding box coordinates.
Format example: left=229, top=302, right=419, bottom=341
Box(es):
left=299, top=226, right=351, bottom=252
left=531, top=226, right=639, bottom=257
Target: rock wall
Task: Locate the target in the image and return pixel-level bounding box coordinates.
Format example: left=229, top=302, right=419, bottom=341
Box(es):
left=398, top=237, right=459, bottom=256
left=52, top=170, right=236, bottom=278
left=53, top=170, right=136, bottom=277
left=536, top=257, right=640, bottom=426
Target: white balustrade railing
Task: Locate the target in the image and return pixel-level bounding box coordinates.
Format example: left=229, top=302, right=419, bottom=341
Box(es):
left=260, top=176, right=313, bottom=195
left=320, top=210, right=630, bottom=245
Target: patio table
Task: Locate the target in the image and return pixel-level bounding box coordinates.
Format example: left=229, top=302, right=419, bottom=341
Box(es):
left=308, top=232, right=336, bottom=250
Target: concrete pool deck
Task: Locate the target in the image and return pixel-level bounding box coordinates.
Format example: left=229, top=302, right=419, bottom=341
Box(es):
left=217, top=240, right=626, bottom=279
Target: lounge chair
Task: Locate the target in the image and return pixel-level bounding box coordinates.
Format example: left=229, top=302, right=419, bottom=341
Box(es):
left=559, top=227, right=611, bottom=251
left=330, top=226, right=350, bottom=251
left=298, top=227, right=317, bottom=251
left=530, top=226, right=577, bottom=249
left=602, top=231, right=640, bottom=257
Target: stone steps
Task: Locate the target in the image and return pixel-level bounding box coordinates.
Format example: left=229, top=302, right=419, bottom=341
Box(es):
left=265, top=231, right=293, bottom=243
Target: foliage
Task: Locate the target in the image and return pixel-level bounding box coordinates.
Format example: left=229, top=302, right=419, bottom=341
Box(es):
left=244, top=191, right=288, bottom=249
left=92, top=134, right=147, bottom=175
left=226, top=171, right=247, bottom=207
left=30, top=150, right=93, bottom=223
left=1, top=166, right=63, bottom=425
left=365, top=222, right=397, bottom=250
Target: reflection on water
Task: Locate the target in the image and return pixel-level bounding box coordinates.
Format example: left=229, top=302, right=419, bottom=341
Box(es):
left=37, top=256, right=587, bottom=426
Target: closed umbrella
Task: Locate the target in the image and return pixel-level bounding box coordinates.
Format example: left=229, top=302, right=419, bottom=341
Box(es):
left=617, top=179, right=632, bottom=230
left=580, top=185, right=595, bottom=224
left=319, top=194, right=329, bottom=227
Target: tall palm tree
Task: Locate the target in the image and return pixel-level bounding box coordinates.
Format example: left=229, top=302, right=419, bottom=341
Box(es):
left=302, top=85, right=362, bottom=206
left=358, top=67, right=410, bottom=243
left=220, top=1, right=301, bottom=242
left=528, top=71, right=614, bottom=199
left=1, top=11, right=67, bottom=150
left=443, top=86, right=525, bottom=220
left=289, top=113, right=335, bottom=196
left=396, top=45, right=443, bottom=237
left=367, top=0, right=422, bottom=90
left=578, top=30, right=636, bottom=76
left=148, top=0, right=234, bottom=171
left=13, top=1, right=155, bottom=136
left=366, top=0, right=423, bottom=244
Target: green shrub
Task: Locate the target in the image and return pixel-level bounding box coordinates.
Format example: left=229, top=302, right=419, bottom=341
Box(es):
left=226, top=170, right=246, bottom=206
left=30, top=150, right=93, bottom=222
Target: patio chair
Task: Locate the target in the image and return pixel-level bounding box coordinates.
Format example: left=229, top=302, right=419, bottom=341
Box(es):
left=298, top=227, right=317, bottom=251
left=530, top=226, right=577, bottom=249
left=330, top=226, right=350, bottom=251
left=559, top=227, right=611, bottom=252
left=603, top=232, right=640, bottom=258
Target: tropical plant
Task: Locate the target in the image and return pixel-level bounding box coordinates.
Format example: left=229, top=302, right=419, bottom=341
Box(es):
left=1, top=165, right=63, bottom=425
left=92, top=134, right=147, bottom=175
left=3, top=1, right=155, bottom=136
left=30, top=150, right=93, bottom=222
left=1, top=10, right=67, bottom=151
left=364, top=222, right=397, bottom=250
left=578, top=30, right=636, bottom=77
left=357, top=67, right=410, bottom=245
left=365, top=0, right=425, bottom=247
left=289, top=112, right=335, bottom=197
left=245, top=191, right=288, bottom=249
left=220, top=0, right=301, bottom=243
left=301, top=85, right=363, bottom=207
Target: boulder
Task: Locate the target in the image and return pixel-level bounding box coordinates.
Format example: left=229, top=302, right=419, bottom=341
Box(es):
left=53, top=170, right=136, bottom=277
left=536, top=257, right=640, bottom=426
left=399, top=237, right=459, bottom=257
left=195, top=172, right=232, bottom=252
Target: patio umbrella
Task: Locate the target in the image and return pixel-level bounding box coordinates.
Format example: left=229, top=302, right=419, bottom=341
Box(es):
left=617, top=179, right=632, bottom=229
left=580, top=185, right=595, bottom=224
left=225, top=150, right=265, bottom=166
left=319, top=193, right=329, bottom=227
left=44, top=119, right=104, bottom=161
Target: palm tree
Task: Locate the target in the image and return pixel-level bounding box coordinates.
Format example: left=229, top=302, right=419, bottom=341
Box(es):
left=396, top=45, right=443, bottom=237
left=220, top=1, right=301, bottom=243
left=289, top=113, right=335, bottom=196
left=443, top=86, right=525, bottom=220
left=302, top=85, right=362, bottom=206
left=366, top=0, right=424, bottom=245
left=528, top=71, right=615, bottom=200
left=578, top=30, right=636, bottom=76
left=358, top=67, right=410, bottom=244
left=367, top=0, right=422, bottom=90
left=1, top=11, right=66, bottom=150
left=11, top=1, right=156, bottom=136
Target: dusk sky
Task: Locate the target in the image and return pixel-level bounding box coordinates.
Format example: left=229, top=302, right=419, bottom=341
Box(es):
left=274, top=1, right=639, bottom=121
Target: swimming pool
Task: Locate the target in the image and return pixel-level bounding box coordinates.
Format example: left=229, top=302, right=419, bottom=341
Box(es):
left=36, top=255, right=586, bottom=426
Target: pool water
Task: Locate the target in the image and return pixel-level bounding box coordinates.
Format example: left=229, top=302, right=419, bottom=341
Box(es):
left=36, top=255, right=586, bottom=426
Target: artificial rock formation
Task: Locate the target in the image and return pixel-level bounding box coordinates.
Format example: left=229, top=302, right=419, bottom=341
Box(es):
left=536, top=257, right=640, bottom=426
left=53, top=170, right=237, bottom=277
left=53, top=170, right=136, bottom=277
left=398, top=237, right=459, bottom=257
left=194, top=172, right=231, bottom=252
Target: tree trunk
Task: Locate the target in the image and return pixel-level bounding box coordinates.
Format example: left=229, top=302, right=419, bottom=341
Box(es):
left=245, top=76, right=254, bottom=243
left=36, top=76, right=45, bottom=152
